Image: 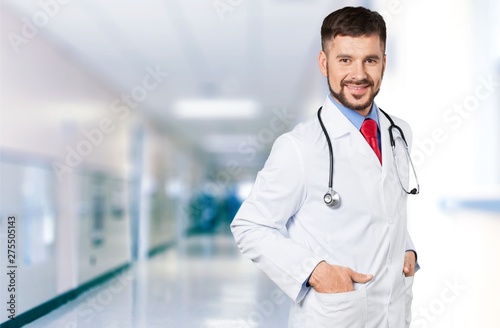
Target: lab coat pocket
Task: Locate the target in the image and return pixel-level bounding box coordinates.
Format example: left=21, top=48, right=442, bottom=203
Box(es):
left=307, top=289, right=367, bottom=327
left=404, top=276, right=414, bottom=327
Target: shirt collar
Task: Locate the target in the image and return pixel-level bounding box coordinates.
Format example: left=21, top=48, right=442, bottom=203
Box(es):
left=328, top=93, right=380, bottom=130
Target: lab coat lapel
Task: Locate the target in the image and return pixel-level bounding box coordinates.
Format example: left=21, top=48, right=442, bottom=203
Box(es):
left=322, top=99, right=383, bottom=170
left=353, top=126, right=383, bottom=169
left=379, top=108, right=394, bottom=180
left=344, top=114, right=382, bottom=170
left=320, top=98, right=352, bottom=140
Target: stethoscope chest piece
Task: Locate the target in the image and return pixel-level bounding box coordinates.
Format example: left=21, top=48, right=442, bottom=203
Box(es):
left=324, top=189, right=340, bottom=208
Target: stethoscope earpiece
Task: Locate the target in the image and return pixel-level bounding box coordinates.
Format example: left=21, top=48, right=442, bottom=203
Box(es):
left=324, top=190, right=340, bottom=207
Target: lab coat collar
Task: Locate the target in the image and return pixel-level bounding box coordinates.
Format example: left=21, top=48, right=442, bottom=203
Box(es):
left=320, top=96, right=383, bottom=169
left=319, top=96, right=353, bottom=140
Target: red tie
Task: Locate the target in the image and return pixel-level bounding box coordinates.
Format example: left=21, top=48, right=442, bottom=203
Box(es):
left=361, top=118, right=382, bottom=164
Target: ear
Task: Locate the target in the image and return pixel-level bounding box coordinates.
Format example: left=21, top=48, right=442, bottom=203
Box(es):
left=381, top=54, right=387, bottom=79
left=318, top=50, right=328, bottom=77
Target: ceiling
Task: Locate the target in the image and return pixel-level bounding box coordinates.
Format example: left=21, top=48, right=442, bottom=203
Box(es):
left=2, top=0, right=363, bottom=173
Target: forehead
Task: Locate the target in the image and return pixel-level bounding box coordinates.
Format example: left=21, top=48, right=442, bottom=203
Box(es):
left=327, top=34, right=385, bottom=55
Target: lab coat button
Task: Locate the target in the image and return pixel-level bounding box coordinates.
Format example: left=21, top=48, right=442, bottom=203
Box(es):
left=387, top=217, right=393, bottom=224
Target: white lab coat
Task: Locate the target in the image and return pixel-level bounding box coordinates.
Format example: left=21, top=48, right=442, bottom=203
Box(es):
left=231, top=96, right=417, bottom=327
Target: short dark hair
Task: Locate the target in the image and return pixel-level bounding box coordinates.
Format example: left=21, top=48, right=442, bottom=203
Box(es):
left=321, top=6, right=386, bottom=52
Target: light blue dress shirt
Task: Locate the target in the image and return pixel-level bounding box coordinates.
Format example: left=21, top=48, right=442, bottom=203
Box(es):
left=328, top=94, right=382, bottom=151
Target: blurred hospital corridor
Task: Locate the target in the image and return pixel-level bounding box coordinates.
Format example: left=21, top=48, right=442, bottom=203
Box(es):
left=1, top=0, right=499, bottom=327
left=24, top=234, right=291, bottom=328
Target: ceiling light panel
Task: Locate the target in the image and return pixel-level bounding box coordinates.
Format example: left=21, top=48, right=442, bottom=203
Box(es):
left=174, top=99, right=259, bottom=119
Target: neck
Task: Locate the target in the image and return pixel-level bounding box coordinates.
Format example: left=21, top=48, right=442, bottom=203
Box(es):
left=357, top=106, right=372, bottom=117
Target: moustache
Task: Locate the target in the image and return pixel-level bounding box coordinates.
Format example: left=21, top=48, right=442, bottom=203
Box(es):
left=342, top=79, right=373, bottom=86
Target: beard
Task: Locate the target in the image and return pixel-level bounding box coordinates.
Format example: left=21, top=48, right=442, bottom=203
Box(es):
left=328, top=74, right=380, bottom=112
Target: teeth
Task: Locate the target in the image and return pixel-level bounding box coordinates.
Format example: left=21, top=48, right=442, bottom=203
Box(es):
left=347, top=85, right=367, bottom=90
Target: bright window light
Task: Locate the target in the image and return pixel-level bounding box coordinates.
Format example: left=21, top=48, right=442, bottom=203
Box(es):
left=201, top=134, right=250, bottom=153
left=174, top=99, right=258, bottom=119
left=237, top=181, right=254, bottom=200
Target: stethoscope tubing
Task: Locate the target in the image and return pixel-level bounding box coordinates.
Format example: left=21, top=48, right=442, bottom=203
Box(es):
left=317, top=106, right=420, bottom=207
left=317, top=107, right=334, bottom=190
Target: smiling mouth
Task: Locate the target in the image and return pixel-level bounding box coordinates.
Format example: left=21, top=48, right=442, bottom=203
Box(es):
left=344, top=84, right=370, bottom=95
left=346, top=84, right=368, bottom=90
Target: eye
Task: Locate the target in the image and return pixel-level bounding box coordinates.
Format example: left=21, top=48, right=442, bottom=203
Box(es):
left=339, top=58, right=350, bottom=63
left=365, top=58, right=377, bottom=64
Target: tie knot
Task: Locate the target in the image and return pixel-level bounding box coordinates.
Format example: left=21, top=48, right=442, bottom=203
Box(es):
left=361, top=118, right=378, bottom=138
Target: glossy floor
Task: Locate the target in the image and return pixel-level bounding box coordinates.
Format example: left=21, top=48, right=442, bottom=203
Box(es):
left=23, top=208, right=500, bottom=327
left=26, top=235, right=290, bottom=328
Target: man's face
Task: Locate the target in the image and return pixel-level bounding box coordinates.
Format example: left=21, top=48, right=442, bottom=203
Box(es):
left=318, top=34, right=386, bottom=116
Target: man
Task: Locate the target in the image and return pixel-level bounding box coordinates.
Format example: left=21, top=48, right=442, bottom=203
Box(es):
left=231, top=6, right=418, bottom=328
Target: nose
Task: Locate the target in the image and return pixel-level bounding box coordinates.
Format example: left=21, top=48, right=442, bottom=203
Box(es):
left=350, top=61, right=367, bottom=81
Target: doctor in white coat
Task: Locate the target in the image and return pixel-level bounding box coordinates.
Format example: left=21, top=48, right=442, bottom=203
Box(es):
left=231, top=6, right=418, bottom=328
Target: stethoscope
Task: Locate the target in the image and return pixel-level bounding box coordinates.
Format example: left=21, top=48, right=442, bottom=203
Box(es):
left=317, top=106, right=420, bottom=208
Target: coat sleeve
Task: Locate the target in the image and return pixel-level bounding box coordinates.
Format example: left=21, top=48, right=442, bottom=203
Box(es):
left=405, top=230, right=420, bottom=272
left=231, top=134, right=323, bottom=303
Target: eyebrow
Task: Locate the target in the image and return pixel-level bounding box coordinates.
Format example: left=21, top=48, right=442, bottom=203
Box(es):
left=335, top=54, right=382, bottom=60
